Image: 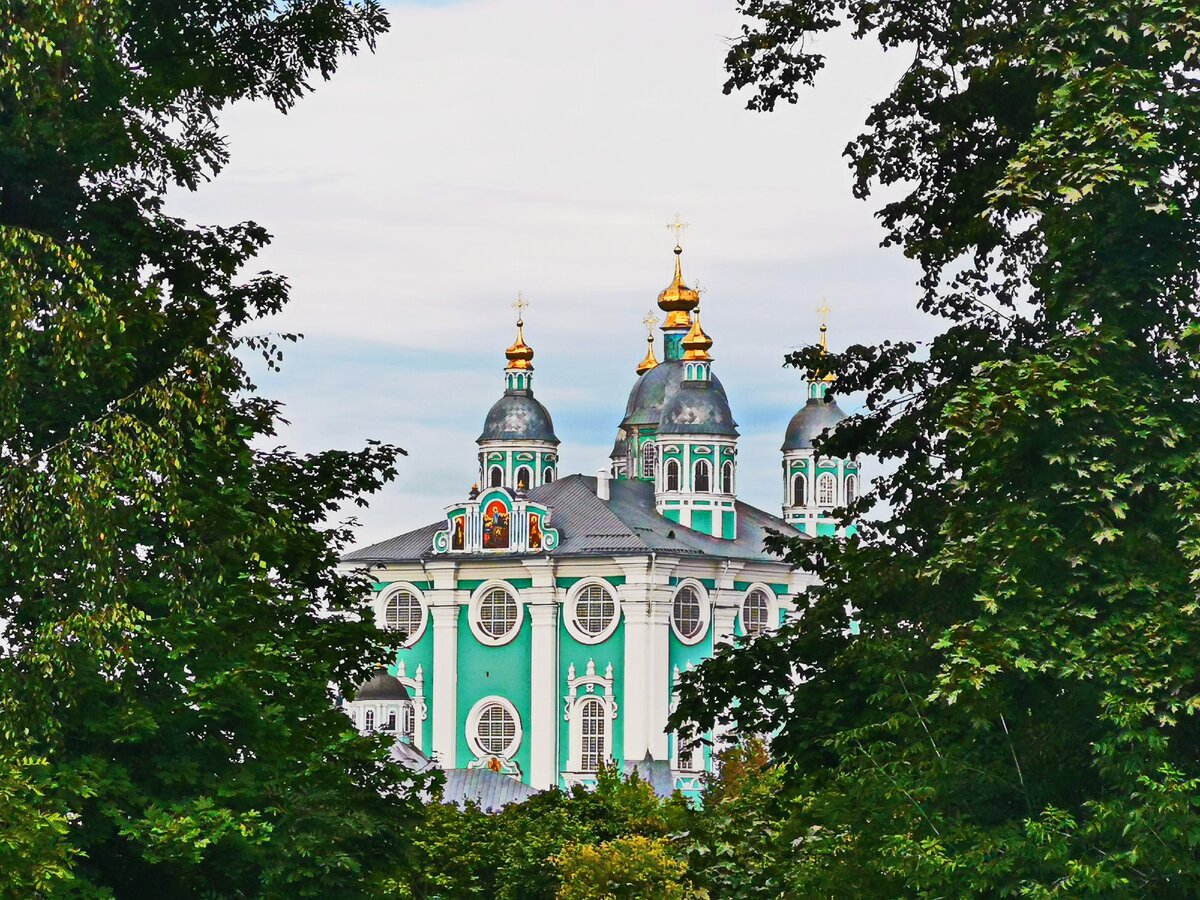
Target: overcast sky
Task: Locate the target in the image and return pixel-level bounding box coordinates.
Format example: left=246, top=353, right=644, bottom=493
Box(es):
left=167, top=0, right=934, bottom=547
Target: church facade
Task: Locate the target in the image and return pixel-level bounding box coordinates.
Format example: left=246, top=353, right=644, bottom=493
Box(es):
left=340, top=244, right=858, bottom=796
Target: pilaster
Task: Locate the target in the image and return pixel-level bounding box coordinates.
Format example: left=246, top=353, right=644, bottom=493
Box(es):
left=528, top=600, right=560, bottom=790
left=429, top=603, right=459, bottom=768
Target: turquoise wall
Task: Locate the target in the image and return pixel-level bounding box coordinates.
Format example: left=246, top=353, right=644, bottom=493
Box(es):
left=455, top=605, right=534, bottom=780
left=557, top=618, right=626, bottom=781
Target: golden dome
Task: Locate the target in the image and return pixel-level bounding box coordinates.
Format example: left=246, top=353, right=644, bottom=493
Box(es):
left=657, top=245, right=699, bottom=329
left=681, top=307, right=713, bottom=361
left=505, top=318, right=534, bottom=370
left=636, top=334, right=659, bottom=375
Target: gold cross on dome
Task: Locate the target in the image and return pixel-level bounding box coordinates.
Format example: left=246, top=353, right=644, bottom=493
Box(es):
left=642, top=311, right=659, bottom=335
left=694, top=279, right=707, bottom=297
left=512, top=292, right=529, bottom=323
left=817, top=301, right=831, bottom=327
left=666, top=212, right=689, bottom=245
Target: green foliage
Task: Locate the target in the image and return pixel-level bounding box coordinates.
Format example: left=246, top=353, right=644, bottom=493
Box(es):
left=676, top=0, right=1200, bottom=895
left=396, top=767, right=689, bottom=900
left=555, top=835, right=702, bottom=900
left=0, top=1, right=430, bottom=896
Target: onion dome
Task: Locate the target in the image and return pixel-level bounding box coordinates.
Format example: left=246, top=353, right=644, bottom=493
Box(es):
left=636, top=333, right=659, bottom=375
left=619, top=360, right=729, bottom=428
left=658, top=381, right=738, bottom=436
left=351, top=666, right=410, bottom=702
left=681, top=307, right=713, bottom=361
left=782, top=396, right=847, bottom=450
left=479, top=393, right=559, bottom=444
left=657, top=245, right=700, bottom=330
left=505, top=317, right=534, bottom=370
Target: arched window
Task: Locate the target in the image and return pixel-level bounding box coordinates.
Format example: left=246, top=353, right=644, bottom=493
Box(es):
left=742, top=589, right=771, bottom=634
left=580, top=697, right=607, bottom=772
left=543, top=467, right=554, bottom=484
left=641, top=441, right=658, bottom=478
left=676, top=729, right=703, bottom=772
left=401, top=704, right=415, bottom=740
left=489, top=466, right=503, bottom=488
left=817, top=472, right=836, bottom=506
left=665, top=459, right=680, bottom=492
left=721, top=460, right=734, bottom=494
left=384, top=590, right=424, bottom=640
left=477, top=587, right=519, bottom=640
left=792, top=474, right=807, bottom=506
left=846, top=475, right=858, bottom=504
left=364, top=709, right=375, bottom=731
left=515, top=466, right=531, bottom=490
left=672, top=586, right=703, bottom=640
left=386, top=708, right=397, bottom=731
left=694, top=459, right=711, bottom=493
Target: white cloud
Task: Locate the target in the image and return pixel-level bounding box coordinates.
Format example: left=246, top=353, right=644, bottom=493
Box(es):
left=169, top=0, right=934, bottom=545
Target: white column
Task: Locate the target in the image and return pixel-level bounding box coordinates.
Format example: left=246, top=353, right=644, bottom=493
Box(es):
left=621, top=600, right=651, bottom=760
left=429, top=604, right=459, bottom=769
left=647, top=597, right=672, bottom=761
left=528, top=602, right=560, bottom=789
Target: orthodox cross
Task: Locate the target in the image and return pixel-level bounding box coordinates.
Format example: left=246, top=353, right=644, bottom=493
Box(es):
left=643, top=311, right=659, bottom=336
left=666, top=212, right=689, bottom=246
left=513, top=292, right=529, bottom=325
left=817, top=301, right=831, bottom=351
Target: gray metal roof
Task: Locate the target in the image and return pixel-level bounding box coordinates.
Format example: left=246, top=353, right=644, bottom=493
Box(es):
left=623, top=756, right=676, bottom=798
left=351, top=667, right=411, bottom=701
left=782, top=397, right=848, bottom=450
left=658, top=381, right=738, bottom=437
left=342, top=474, right=803, bottom=564
left=619, top=359, right=728, bottom=428
left=478, top=390, right=559, bottom=444
left=439, top=768, right=539, bottom=812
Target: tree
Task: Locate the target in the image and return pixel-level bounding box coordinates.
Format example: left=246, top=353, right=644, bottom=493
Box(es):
left=1, top=1, right=426, bottom=895
left=555, top=836, right=702, bottom=900
left=676, top=1, right=1200, bottom=895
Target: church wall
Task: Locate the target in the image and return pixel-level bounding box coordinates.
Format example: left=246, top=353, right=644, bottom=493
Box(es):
left=557, top=616, right=625, bottom=783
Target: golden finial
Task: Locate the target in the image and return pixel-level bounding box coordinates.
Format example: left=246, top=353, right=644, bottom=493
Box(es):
left=657, top=220, right=699, bottom=328
left=505, top=292, right=534, bottom=370
left=815, top=301, right=835, bottom=382
left=681, top=304, right=713, bottom=361
left=636, top=312, right=660, bottom=375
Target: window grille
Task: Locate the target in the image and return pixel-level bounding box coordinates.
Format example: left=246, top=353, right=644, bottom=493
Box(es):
left=479, top=588, right=518, bottom=639
left=673, top=587, right=702, bottom=639
left=694, top=460, right=711, bottom=492
left=817, top=472, right=836, bottom=506
left=665, top=460, right=680, bottom=491
left=476, top=703, right=517, bottom=756
left=384, top=590, right=423, bottom=637
left=641, top=441, right=658, bottom=478
left=743, top=589, right=770, bottom=634
left=792, top=474, right=807, bottom=506
left=402, top=705, right=415, bottom=739
left=574, top=584, right=615, bottom=636
left=364, top=709, right=375, bottom=730
left=580, top=698, right=606, bottom=772
left=721, top=461, right=734, bottom=493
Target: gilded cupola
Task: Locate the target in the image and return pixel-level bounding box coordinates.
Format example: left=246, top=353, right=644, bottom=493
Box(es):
left=505, top=317, right=534, bottom=371
left=681, top=307, right=713, bottom=361
left=657, top=245, right=700, bottom=330
left=636, top=312, right=660, bottom=375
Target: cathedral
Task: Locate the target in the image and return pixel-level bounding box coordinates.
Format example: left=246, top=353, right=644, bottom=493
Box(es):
left=339, top=241, right=859, bottom=798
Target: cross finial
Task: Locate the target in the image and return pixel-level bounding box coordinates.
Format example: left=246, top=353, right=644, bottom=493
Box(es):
left=666, top=212, right=689, bottom=247
left=817, top=301, right=831, bottom=328
left=642, top=311, right=659, bottom=336
left=694, top=278, right=707, bottom=297
left=512, top=291, right=529, bottom=325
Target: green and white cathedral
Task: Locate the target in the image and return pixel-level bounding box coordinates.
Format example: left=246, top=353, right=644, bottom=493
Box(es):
left=340, top=245, right=859, bottom=797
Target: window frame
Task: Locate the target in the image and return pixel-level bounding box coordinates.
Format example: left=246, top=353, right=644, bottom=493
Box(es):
left=465, top=696, right=522, bottom=760
left=514, top=466, right=532, bottom=490
left=664, top=458, right=680, bottom=492
left=721, top=459, right=734, bottom=494
left=564, top=579, right=621, bottom=644
left=489, top=465, right=504, bottom=488
left=641, top=440, right=658, bottom=479
left=740, top=584, right=774, bottom=635
left=845, top=474, right=858, bottom=504
left=792, top=473, right=807, bottom=507
left=817, top=472, right=836, bottom=506
left=693, top=458, right=711, bottom=493
left=670, top=580, right=711, bottom=645
left=468, top=581, right=524, bottom=646
left=377, top=582, right=429, bottom=646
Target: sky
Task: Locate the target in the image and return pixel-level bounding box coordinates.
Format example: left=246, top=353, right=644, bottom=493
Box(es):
left=167, top=0, right=934, bottom=548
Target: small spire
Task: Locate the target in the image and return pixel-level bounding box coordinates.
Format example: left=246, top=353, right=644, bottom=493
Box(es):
left=811, top=302, right=836, bottom=388
left=505, top=292, right=534, bottom=370
left=681, top=305, right=713, bottom=361
left=637, top=312, right=660, bottom=375
left=657, top=219, right=699, bottom=329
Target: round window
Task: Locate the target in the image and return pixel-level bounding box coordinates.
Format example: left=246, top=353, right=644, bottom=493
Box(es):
left=572, top=583, right=616, bottom=639
left=384, top=590, right=424, bottom=639
left=672, top=586, right=703, bottom=640
left=478, top=587, right=519, bottom=640
left=471, top=699, right=520, bottom=758
left=742, top=589, right=771, bottom=635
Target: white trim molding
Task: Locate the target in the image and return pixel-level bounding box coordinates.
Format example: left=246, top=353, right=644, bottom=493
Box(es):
left=739, top=583, right=777, bottom=636
left=467, top=580, right=525, bottom=646
left=376, top=581, right=429, bottom=647
left=563, top=579, right=622, bottom=645
left=563, top=659, right=618, bottom=776
left=465, top=695, right=523, bottom=776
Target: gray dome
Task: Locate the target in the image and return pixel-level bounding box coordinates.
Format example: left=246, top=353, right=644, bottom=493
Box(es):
left=782, top=397, right=847, bottom=450
left=658, top=381, right=739, bottom=436
left=351, top=668, right=410, bottom=702
left=478, top=391, right=559, bottom=444
left=620, top=360, right=728, bottom=429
